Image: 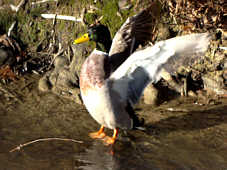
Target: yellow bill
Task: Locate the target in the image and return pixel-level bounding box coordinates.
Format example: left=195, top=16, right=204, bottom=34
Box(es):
left=74, top=33, right=89, bottom=44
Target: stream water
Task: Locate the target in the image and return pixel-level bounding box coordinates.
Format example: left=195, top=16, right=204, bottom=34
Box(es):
left=0, top=75, right=227, bottom=170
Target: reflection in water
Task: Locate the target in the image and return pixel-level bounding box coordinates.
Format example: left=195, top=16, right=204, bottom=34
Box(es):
left=75, top=142, right=116, bottom=170
left=75, top=140, right=157, bottom=170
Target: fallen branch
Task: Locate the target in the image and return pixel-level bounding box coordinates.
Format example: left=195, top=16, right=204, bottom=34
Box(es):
left=10, top=137, right=83, bottom=153
left=31, top=0, right=58, bottom=6
left=41, top=14, right=83, bottom=22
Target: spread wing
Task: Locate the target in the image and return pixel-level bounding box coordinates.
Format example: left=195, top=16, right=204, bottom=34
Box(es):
left=108, top=3, right=158, bottom=72
left=109, top=33, right=211, bottom=105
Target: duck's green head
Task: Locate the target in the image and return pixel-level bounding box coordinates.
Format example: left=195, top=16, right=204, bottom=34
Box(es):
left=74, top=24, right=112, bottom=52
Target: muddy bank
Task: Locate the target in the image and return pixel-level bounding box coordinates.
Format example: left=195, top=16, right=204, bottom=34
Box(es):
left=0, top=75, right=227, bottom=169
left=0, top=0, right=226, bottom=102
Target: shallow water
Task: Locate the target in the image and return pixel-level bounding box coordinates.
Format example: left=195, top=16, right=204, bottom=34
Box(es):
left=0, top=75, right=227, bottom=170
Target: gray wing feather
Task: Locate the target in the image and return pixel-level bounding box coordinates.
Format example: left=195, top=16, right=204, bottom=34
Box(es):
left=127, top=67, right=150, bottom=105
left=108, top=5, right=154, bottom=72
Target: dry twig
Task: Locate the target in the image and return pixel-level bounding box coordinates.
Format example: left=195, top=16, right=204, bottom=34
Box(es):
left=10, top=137, right=83, bottom=153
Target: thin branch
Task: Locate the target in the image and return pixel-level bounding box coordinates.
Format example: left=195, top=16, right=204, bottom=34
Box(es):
left=10, top=137, right=83, bottom=153
left=41, top=14, right=83, bottom=22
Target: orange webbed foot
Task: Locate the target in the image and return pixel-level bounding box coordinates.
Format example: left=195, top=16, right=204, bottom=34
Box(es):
left=89, top=131, right=106, bottom=139
left=89, top=125, right=106, bottom=139
left=102, top=128, right=118, bottom=146
left=103, top=136, right=116, bottom=145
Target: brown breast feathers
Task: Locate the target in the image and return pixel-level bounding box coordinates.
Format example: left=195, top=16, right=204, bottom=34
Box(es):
left=80, top=51, right=110, bottom=93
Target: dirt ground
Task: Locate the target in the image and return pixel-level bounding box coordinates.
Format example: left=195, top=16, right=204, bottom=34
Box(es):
left=0, top=74, right=227, bottom=170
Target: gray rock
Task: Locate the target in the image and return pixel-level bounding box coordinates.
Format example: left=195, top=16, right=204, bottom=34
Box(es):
left=54, top=55, right=69, bottom=70
left=0, top=34, right=21, bottom=67
left=202, top=73, right=227, bottom=96
left=0, top=45, right=16, bottom=67
left=143, top=83, right=159, bottom=105
left=0, top=48, right=10, bottom=66
left=38, top=44, right=87, bottom=104
left=38, top=75, right=52, bottom=92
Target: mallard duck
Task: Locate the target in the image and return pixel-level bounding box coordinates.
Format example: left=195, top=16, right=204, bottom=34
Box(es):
left=76, top=7, right=211, bottom=145
left=75, top=6, right=154, bottom=144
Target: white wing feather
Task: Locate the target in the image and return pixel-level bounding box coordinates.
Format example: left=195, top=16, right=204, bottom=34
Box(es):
left=110, top=33, right=211, bottom=105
